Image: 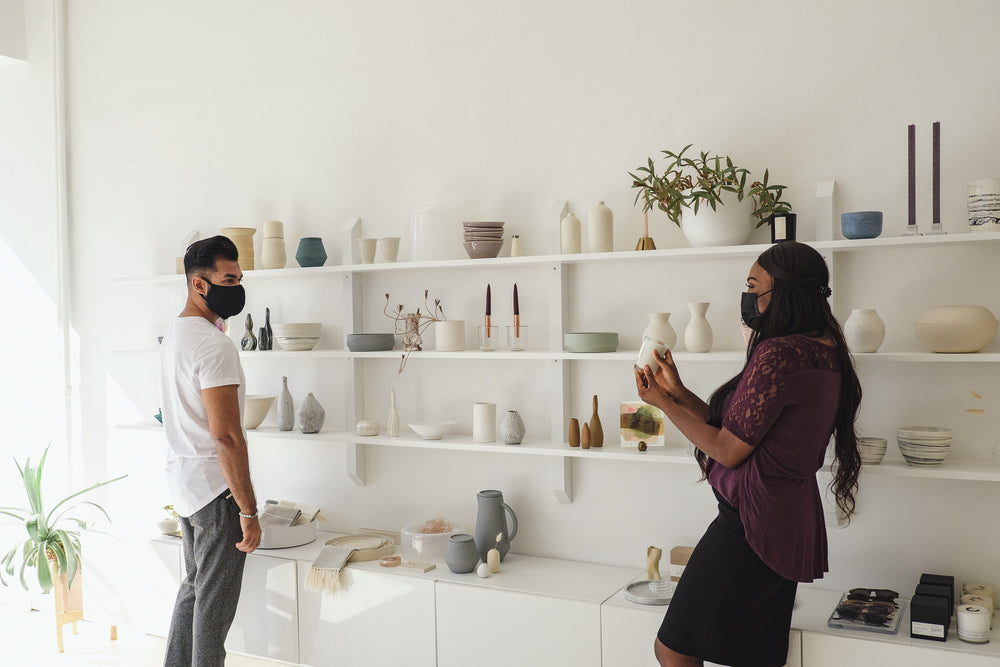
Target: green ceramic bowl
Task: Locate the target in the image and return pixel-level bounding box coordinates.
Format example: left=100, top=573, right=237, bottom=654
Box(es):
left=563, top=332, right=619, bottom=353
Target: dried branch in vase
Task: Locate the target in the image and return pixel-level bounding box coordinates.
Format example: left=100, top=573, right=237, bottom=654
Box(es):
left=384, top=290, right=447, bottom=372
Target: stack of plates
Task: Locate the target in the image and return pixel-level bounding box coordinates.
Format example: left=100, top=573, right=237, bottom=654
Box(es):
left=463, top=222, right=504, bottom=259
left=857, top=437, right=887, bottom=465
left=895, top=426, right=952, bottom=466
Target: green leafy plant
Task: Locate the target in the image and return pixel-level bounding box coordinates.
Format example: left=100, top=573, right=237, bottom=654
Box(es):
left=0, top=445, right=125, bottom=593
left=629, top=145, right=790, bottom=228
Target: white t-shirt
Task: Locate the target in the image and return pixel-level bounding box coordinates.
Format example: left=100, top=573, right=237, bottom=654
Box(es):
left=159, top=316, right=245, bottom=517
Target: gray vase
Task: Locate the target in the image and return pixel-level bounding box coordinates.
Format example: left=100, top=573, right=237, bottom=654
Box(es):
left=277, top=376, right=294, bottom=431
left=297, top=392, right=325, bottom=434
left=444, top=534, right=479, bottom=574
left=501, top=410, right=525, bottom=445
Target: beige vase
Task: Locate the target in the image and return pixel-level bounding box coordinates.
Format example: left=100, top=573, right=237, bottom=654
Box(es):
left=220, top=227, right=256, bottom=270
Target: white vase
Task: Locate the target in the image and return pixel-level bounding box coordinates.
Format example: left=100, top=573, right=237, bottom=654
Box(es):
left=510, top=235, right=522, bottom=257
left=260, top=237, right=286, bottom=269
left=501, top=410, right=525, bottom=445
left=473, top=402, right=496, bottom=443
left=560, top=213, right=581, bottom=254
left=680, top=194, right=754, bottom=247
left=635, top=313, right=677, bottom=371
left=588, top=201, right=613, bottom=253
left=297, top=392, right=325, bottom=434
left=387, top=388, right=400, bottom=437
left=684, top=302, right=713, bottom=353
left=277, top=376, right=294, bottom=431
left=435, top=320, right=466, bottom=351
left=844, top=308, right=886, bottom=353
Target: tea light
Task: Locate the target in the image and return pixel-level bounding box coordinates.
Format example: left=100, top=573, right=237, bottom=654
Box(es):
left=964, top=582, right=996, bottom=601
left=962, top=593, right=994, bottom=610
left=958, top=604, right=992, bottom=644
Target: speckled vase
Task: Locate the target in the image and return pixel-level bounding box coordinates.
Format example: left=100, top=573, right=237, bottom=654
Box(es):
left=277, top=376, right=294, bottom=431
left=500, top=410, right=525, bottom=445
left=297, top=393, right=325, bottom=434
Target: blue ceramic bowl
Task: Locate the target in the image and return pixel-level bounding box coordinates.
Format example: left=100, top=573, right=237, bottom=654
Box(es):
left=841, top=211, right=883, bottom=240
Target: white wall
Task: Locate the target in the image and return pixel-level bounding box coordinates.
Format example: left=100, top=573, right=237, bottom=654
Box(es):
left=63, top=0, right=1000, bottom=596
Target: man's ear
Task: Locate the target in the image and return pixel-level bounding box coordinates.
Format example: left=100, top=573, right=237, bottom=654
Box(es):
left=190, top=274, right=207, bottom=296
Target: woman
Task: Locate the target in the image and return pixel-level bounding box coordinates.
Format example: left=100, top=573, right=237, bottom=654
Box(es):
left=634, top=241, right=862, bottom=667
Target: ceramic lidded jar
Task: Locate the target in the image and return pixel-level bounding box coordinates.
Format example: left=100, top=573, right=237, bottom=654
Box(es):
left=635, top=313, right=677, bottom=371
left=844, top=308, right=886, bottom=353
left=560, top=213, right=581, bottom=254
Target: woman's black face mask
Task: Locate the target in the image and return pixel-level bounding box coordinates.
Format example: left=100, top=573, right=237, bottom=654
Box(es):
left=740, top=289, right=772, bottom=331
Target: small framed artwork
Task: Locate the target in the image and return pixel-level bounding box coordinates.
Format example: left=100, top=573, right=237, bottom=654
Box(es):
left=620, top=402, right=665, bottom=447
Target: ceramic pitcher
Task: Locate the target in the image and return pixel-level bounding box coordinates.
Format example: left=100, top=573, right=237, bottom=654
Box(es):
left=474, top=490, right=518, bottom=562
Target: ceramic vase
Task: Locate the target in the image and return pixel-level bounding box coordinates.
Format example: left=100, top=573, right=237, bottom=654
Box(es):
left=435, top=320, right=465, bottom=351
left=636, top=313, right=677, bottom=370
left=589, top=395, right=603, bottom=447
left=684, top=302, right=713, bottom=353
left=844, top=308, right=886, bottom=353
left=261, top=238, right=286, bottom=269
left=680, top=194, right=753, bottom=247
left=968, top=178, right=1000, bottom=231
left=501, top=410, right=525, bottom=445
left=444, top=534, right=479, bottom=574
left=560, top=212, right=581, bottom=254
left=221, top=227, right=256, bottom=270
left=295, top=237, right=327, bottom=267
left=261, top=307, right=273, bottom=351
left=387, top=388, right=400, bottom=437
left=402, top=314, right=423, bottom=351
left=297, top=393, right=325, bottom=434
left=588, top=201, right=614, bottom=253
left=474, top=490, right=517, bottom=562
left=277, top=376, right=294, bottom=431
left=510, top=234, right=522, bottom=257
left=241, top=313, right=257, bottom=351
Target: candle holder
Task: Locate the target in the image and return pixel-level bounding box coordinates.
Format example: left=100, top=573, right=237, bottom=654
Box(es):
left=902, top=225, right=920, bottom=237
left=478, top=326, right=499, bottom=351
left=635, top=236, right=657, bottom=250
left=926, top=222, right=946, bottom=235
left=506, top=325, right=527, bottom=351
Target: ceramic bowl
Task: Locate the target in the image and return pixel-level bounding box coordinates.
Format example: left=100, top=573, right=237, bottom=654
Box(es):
left=563, top=332, right=619, bottom=353
left=463, top=240, right=503, bottom=259
left=914, top=305, right=999, bottom=353
left=272, top=323, right=322, bottom=351
left=400, top=520, right=465, bottom=562
left=857, top=436, right=887, bottom=465
left=841, top=211, right=883, bottom=239
left=244, top=394, right=275, bottom=429
left=408, top=420, right=456, bottom=440
left=346, top=333, right=395, bottom=352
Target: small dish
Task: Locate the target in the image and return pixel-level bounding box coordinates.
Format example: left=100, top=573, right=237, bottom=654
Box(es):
left=563, top=332, right=619, bottom=353
left=408, top=420, right=456, bottom=440
left=272, top=323, right=322, bottom=351
left=346, top=333, right=395, bottom=352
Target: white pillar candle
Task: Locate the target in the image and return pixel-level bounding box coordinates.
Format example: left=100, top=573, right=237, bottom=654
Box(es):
left=472, top=402, right=496, bottom=443
left=958, top=604, right=992, bottom=644
left=487, top=547, right=500, bottom=573
left=964, top=582, right=996, bottom=602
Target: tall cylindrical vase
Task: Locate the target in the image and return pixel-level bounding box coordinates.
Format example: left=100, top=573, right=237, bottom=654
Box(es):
left=844, top=308, right=886, bottom=353
left=684, top=302, right=713, bottom=353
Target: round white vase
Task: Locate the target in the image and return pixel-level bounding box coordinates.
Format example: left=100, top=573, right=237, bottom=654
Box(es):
left=680, top=194, right=754, bottom=247
left=684, top=302, right=713, bottom=353
left=844, top=308, right=885, bottom=353
left=635, top=313, right=677, bottom=371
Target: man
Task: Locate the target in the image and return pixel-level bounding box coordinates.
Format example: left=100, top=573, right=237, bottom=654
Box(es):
left=159, top=235, right=260, bottom=666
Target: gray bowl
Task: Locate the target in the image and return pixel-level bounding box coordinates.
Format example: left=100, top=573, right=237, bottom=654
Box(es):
left=563, top=332, right=619, bottom=353
left=346, top=333, right=396, bottom=352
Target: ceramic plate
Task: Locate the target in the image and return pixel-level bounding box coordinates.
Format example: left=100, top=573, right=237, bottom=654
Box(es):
left=324, top=535, right=395, bottom=561
left=624, top=580, right=676, bottom=605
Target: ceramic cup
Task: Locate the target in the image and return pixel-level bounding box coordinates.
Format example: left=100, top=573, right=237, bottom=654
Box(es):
left=841, top=211, right=883, bottom=240
left=444, top=534, right=479, bottom=573
left=376, top=237, right=401, bottom=263
left=357, top=238, right=378, bottom=264
left=472, top=402, right=496, bottom=443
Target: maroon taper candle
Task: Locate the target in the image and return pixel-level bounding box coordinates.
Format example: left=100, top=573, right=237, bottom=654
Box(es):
left=932, top=121, right=941, bottom=227
left=908, top=124, right=916, bottom=228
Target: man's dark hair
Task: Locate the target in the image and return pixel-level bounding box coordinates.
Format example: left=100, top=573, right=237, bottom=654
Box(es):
left=184, top=235, right=239, bottom=278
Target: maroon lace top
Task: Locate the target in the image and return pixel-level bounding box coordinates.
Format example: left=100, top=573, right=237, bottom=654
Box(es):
left=707, top=334, right=841, bottom=582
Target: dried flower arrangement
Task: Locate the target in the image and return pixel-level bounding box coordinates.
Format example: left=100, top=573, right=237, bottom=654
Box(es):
left=383, top=289, right=446, bottom=372
left=416, top=516, right=455, bottom=534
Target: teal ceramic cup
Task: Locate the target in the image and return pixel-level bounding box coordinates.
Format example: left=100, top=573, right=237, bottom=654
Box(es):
left=841, top=211, right=883, bottom=239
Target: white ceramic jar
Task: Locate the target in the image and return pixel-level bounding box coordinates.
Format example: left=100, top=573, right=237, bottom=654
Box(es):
left=635, top=313, right=677, bottom=371
left=588, top=201, right=613, bottom=253
left=435, top=320, right=466, bottom=351
left=844, top=308, right=886, bottom=353
left=560, top=213, right=581, bottom=254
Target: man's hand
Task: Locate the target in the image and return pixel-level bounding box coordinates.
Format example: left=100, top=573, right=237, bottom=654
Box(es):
left=237, top=515, right=261, bottom=553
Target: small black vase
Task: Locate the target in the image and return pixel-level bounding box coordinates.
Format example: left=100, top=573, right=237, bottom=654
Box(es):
left=769, top=213, right=797, bottom=243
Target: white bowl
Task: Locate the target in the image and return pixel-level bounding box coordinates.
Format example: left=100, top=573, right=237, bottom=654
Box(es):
left=272, top=322, right=322, bottom=351
left=896, top=426, right=952, bottom=440
left=857, top=436, right=887, bottom=465
left=897, top=439, right=951, bottom=466
left=408, top=421, right=456, bottom=440
left=244, top=394, right=275, bottom=429
left=914, top=306, right=998, bottom=353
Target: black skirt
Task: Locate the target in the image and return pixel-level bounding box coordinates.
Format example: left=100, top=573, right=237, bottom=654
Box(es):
left=658, top=490, right=798, bottom=667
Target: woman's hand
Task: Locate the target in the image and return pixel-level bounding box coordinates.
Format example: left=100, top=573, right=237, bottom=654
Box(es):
left=649, top=349, right=685, bottom=396
left=635, top=360, right=675, bottom=411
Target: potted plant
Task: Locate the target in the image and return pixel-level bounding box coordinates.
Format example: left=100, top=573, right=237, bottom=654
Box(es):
left=629, top=145, right=792, bottom=246
left=1, top=444, right=125, bottom=603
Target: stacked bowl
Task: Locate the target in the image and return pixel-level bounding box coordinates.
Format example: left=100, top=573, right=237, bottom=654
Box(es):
left=272, top=323, right=322, bottom=351
left=895, top=426, right=952, bottom=466
left=463, top=222, right=504, bottom=259
left=857, top=437, right=887, bottom=465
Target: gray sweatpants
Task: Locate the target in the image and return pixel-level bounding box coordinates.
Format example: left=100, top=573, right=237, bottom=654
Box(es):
left=164, top=490, right=247, bottom=667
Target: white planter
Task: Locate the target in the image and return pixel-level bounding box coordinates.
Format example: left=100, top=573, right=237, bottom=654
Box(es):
left=680, top=194, right=754, bottom=247
left=683, top=302, right=713, bottom=353
left=435, top=320, right=466, bottom=351
left=844, top=308, right=886, bottom=353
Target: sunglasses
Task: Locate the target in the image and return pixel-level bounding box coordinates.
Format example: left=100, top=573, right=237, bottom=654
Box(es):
left=848, top=588, right=899, bottom=603
left=836, top=590, right=899, bottom=628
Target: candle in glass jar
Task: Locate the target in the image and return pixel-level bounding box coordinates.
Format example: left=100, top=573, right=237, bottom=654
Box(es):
left=958, top=604, right=992, bottom=643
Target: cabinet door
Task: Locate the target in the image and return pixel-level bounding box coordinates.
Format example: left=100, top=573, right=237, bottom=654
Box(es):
left=801, top=631, right=994, bottom=667
left=296, top=563, right=436, bottom=667
left=226, top=554, right=299, bottom=664
left=600, top=603, right=801, bottom=667
left=436, top=581, right=601, bottom=667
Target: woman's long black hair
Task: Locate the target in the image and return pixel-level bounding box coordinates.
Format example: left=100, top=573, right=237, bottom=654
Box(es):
left=696, top=241, right=863, bottom=520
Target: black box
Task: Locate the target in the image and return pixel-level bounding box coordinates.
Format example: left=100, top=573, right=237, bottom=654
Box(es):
left=919, top=573, right=955, bottom=610
left=910, top=594, right=950, bottom=642
left=915, top=583, right=953, bottom=614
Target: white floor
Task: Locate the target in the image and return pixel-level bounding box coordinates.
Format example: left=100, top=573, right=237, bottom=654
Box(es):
left=0, top=594, right=283, bottom=667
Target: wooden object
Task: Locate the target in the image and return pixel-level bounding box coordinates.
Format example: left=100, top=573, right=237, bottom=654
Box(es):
left=568, top=418, right=580, bottom=447
left=581, top=423, right=591, bottom=449
left=669, top=546, right=694, bottom=582
left=589, top=395, right=603, bottom=447
left=646, top=546, right=662, bottom=580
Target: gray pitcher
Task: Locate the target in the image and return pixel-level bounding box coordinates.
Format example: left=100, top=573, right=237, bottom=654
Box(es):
left=474, top=489, right=518, bottom=562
